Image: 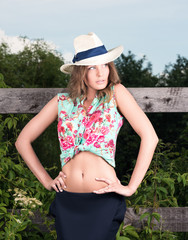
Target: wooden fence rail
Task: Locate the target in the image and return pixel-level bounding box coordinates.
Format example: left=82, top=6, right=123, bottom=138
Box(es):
left=1, top=87, right=188, bottom=233
left=29, top=207, right=188, bottom=233
left=0, top=87, right=188, bottom=113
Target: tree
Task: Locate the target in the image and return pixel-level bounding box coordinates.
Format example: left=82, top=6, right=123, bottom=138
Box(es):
left=158, top=55, right=188, bottom=87
left=0, top=38, right=69, bottom=88
left=115, top=51, right=158, bottom=87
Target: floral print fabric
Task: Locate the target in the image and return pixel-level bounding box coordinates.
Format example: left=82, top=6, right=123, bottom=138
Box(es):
left=57, top=85, right=123, bottom=168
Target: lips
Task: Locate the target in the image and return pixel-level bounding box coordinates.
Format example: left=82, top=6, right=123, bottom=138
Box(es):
left=96, top=80, right=105, bottom=84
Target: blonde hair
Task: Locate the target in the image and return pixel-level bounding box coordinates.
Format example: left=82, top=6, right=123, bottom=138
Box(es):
left=67, top=62, right=121, bottom=102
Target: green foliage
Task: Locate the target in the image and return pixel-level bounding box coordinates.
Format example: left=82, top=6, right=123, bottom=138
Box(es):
left=0, top=73, right=8, bottom=88
left=0, top=38, right=187, bottom=239
left=158, top=55, right=188, bottom=87
left=117, top=139, right=188, bottom=239
left=0, top=38, right=69, bottom=88
left=123, top=140, right=188, bottom=208
left=0, top=111, right=56, bottom=239
left=116, top=223, right=140, bottom=240
left=115, top=51, right=158, bottom=87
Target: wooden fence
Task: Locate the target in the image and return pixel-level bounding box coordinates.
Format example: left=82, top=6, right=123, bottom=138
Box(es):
left=1, top=87, right=188, bottom=232
left=0, top=87, right=187, bottom=113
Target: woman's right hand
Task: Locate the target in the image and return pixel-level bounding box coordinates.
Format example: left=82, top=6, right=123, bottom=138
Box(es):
left=48, top=171, right=67, bottom=192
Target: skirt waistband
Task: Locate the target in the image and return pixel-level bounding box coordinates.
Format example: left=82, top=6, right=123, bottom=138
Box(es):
left=56, top=189, right=125, bottom=200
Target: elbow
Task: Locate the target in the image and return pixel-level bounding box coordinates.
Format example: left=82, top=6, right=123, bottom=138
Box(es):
left=155, top=135, right=159, bottom=147
left=15, top=137, right=22, bottom=152
left=15, top=135, right=29, bottom=152
left=151, top=132, right=159, bottom=148
left=140, top=130, right=159, bottom=148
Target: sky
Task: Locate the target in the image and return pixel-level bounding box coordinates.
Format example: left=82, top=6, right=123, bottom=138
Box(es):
left=0, top=0, right=188, bottom=75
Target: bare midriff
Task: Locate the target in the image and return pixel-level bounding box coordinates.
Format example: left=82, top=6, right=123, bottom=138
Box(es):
left=62, top=151, right=118, bottom=193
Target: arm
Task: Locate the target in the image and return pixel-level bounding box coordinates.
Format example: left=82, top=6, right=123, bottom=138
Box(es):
left=94, top=83, right=158, bottom=196
left=15, top=95, right=66, bottom=192
left=115, top=84, right=158, bottom=194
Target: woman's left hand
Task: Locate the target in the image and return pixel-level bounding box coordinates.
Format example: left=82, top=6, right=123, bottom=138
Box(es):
left=93, top=178, right=134, bottom=197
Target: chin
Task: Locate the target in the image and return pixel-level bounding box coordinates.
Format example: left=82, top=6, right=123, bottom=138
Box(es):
left=96, top=82, right=108, bottom=89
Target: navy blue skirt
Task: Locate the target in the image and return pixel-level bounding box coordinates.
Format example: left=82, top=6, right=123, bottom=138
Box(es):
left=49, top=190, right=126, bottom=240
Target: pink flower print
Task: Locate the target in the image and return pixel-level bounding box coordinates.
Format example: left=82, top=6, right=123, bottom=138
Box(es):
left=106, top=114, right=111, bottom=122
left=94, top=142, right=100, bottom=148
left=118, top=119, right=123, bottom=127
left=100, top=126, right=110, bottom=135
left=74, top=130, right=78, bottom=134
left=57, top=120, right=62, bottom=132
left=66, top=122, right=73, bottom=131
left=81, top=109, right=85, bottom=114
left=86, top=134, right=97, bottom=145
left=83, top=128, right=91, bottom=139
left=61, top=126, right=66, bottom=135
left=82, top=117, right=87, bottom=126
left=64, top=156, right=71, bottom=163
left=97, top=135, right=105, bottom=142
left=66, top=136, right=74, bottom=146
left=79, top=133, right=82, bottom=138
left=58, top=120, right=66, bottom=135
left=59, top=95, right=67, bottom=101
left=108, top=139, right=114, bottom=148
left=87, top=105, right=93, bottom=112
left=83, top=132, right=89, bottom=139
left=98, top=117, right=103, bottom=124
left=60, top=110, right=67, bottom=115
left=89, top=110, right=101, bottom=122
left=85, top=120, right=93, bottom=128
left=105, top=108, right=110, bottom=113
left=85, top=111, right=102, bottom=128
left=60, top=140, right=71, bottom=150
left=92, top=127, right=100, bottom=134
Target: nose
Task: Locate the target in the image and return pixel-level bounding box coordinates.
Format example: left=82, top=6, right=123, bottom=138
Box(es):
left=96, top=66, right=103, bottom=77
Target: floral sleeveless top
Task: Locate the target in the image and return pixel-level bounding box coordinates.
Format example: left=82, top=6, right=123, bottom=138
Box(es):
left=57, top=85, right=123, bottom=168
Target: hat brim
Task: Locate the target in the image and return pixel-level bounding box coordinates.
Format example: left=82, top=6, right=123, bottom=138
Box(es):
left=60, top=45, right=123, bottom=74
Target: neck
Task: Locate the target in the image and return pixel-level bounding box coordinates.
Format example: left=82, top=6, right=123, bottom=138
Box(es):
left=86, top=89, right=97, bottom=101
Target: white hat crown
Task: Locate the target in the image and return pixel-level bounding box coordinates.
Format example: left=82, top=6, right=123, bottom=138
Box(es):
left=74, top=32, right=103, bottom=54
left=60, top=32, right=123, bottom=74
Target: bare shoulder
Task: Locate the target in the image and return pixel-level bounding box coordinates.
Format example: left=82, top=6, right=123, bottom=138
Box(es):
left=34, top=94, right=58, bottom=125
left=39, top=95, right=58, bottom=115
left=113, top=83, right=156, bottom=137
left=114, top=83, right=136, bottom=108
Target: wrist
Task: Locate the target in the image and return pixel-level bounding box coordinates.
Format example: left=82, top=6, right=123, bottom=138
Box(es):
left=127, top=185, right=137, bottom=195
left=43, top=178, right=53, bottom=191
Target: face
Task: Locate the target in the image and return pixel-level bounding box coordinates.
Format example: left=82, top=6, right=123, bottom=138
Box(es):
left=84, top=64, right=110, bottom=92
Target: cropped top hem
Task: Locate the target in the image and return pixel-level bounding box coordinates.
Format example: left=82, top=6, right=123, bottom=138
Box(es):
left=57, top=85, right=123, bottom=168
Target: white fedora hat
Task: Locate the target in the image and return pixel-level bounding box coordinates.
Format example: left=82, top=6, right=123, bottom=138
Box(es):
left=60, top=32, right=123, bottom=74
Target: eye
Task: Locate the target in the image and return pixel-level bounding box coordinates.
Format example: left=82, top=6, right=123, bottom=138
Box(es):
left=88, top=66, right=96, bottom=70
left=102, top=64, right=108, bottom=68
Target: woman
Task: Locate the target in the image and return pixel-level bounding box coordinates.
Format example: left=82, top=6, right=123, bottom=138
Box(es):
left=15, top=32, right=158, bottom=240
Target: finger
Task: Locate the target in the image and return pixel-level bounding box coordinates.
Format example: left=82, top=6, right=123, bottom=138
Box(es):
left=58, top=177, right=67, bottom=189
left=59, top=171, right=66, bottom=178
left=55, top=179, right=63, bottom=192
left=95, top=178, right=112, bottom=184
left=52, top=184, right=59, bottom=192
left=93, top=186, right=112, bottom=194
left=58, top=178, right=67, bottom=188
